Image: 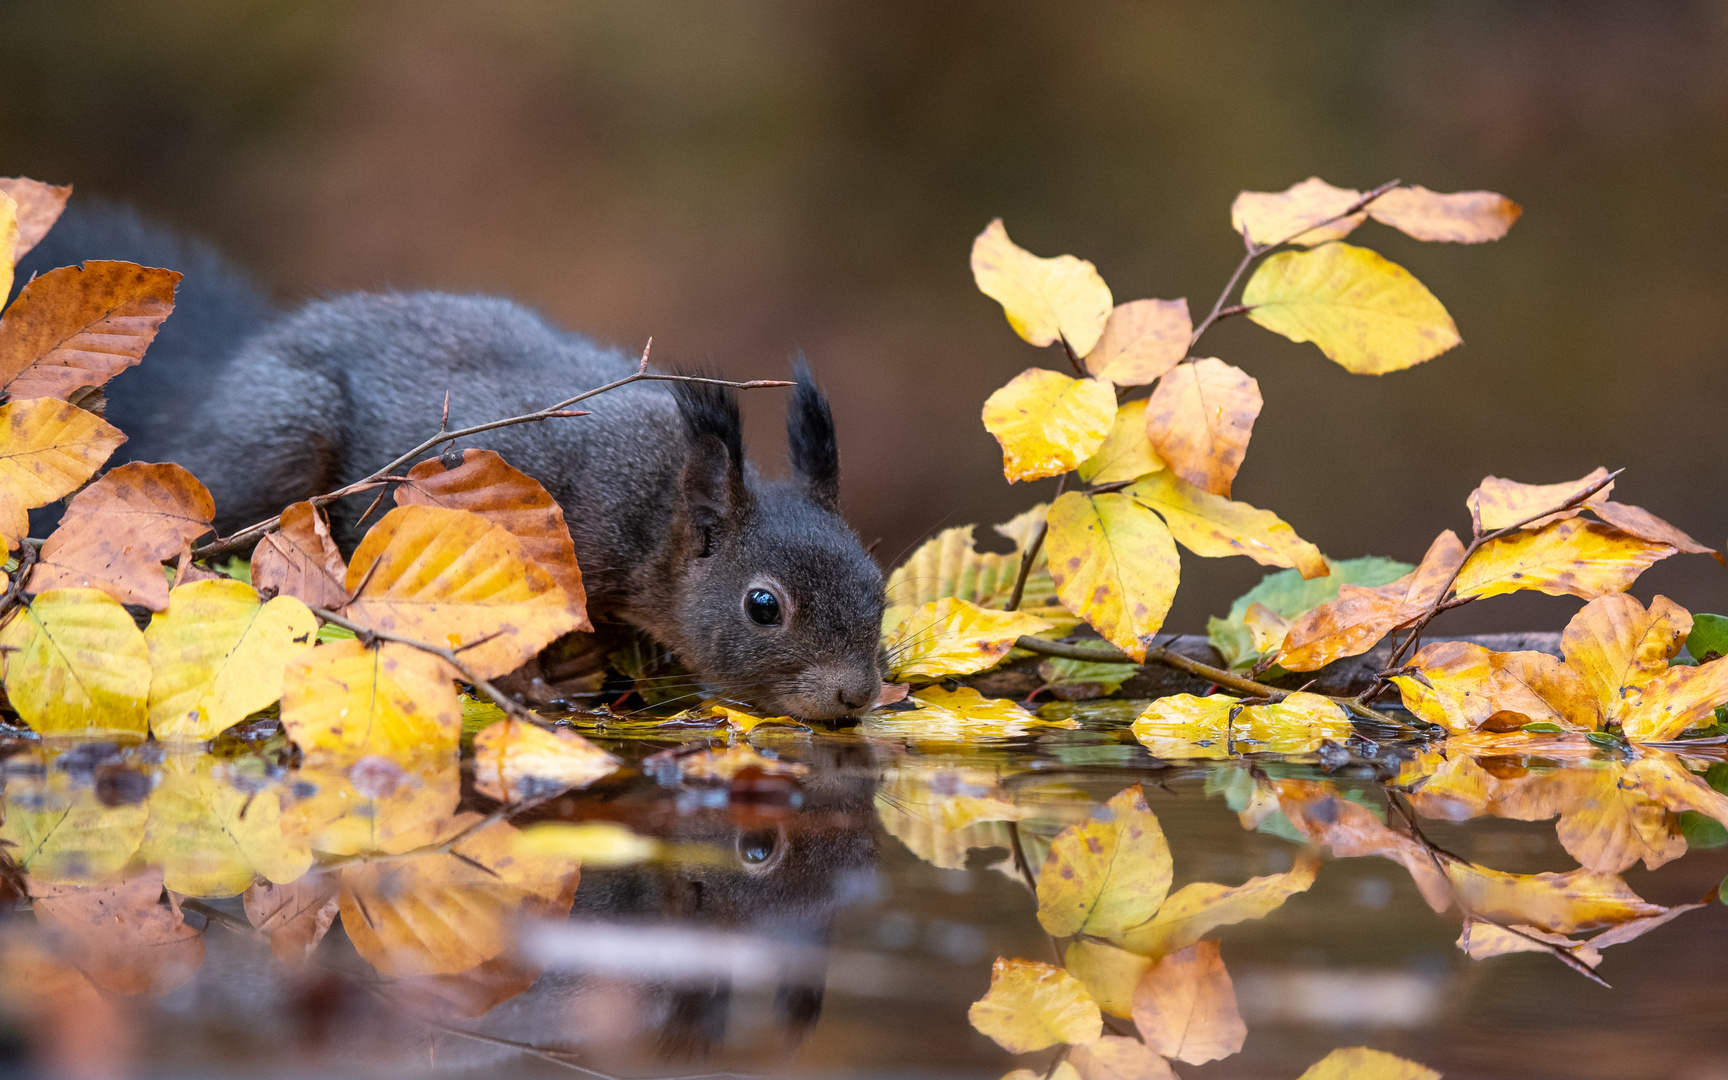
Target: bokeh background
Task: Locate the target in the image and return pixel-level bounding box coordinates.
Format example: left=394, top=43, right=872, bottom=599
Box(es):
left=3, top=0, right=1726, bottom=632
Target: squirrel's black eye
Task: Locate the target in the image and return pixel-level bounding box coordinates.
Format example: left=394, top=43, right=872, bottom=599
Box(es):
left=745, top=588, right=782, bottom=626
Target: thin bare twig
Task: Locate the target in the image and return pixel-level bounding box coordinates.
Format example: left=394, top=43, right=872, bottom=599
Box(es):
left=0, top=545, right=38, bottom=634
left=194, top=339, right=792, bottom=559
left=1005, top=474, right=1068, bottom=611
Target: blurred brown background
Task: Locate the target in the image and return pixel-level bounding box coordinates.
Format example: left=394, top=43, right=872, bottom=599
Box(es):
left=3, top=0, right=1726, bottom=632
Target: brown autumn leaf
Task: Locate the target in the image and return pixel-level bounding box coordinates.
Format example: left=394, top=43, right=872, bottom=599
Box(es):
left=1144, top=358, right=1260, bottom=497
left=1230, top=177, right=1365, bottom=247
left=1069, top=1035, right=1177, bottom=1080
left=28, top=867, right=205, bottom=995
left=31, top=462, right=215, bottom=611
left=395, top=448, right=588, bottom=617
left=0, top=177, right=72, bottom=262
left=1367, top=185, right=1522, bottom=244
left=1390, top=641, right=1596, bottom=734
left=392, top=955, right=547, bottom=1020
left=1588, top=500, right=1722, bottom=564
left=244, top=872, right=341, bottom=965
left=1276, top=530, right=1465, bottom=672
left=343, top=505, right=589, bottom=680
left=1084, top=299, right=1191, bottom=386
left=1452, top=518, right=1674, bottom=602
left=0, top=262, right=181, bottom=403
left=1130, top=941, right=1246, bottom=1065
left=1466, top=467, right=1613, bottom=532
left=0, top=397, right=127, bottom=546
left=252, top=501, right=349, bottom=609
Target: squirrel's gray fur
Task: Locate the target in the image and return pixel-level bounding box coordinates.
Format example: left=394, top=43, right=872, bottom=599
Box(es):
left=18, top=204, right=885, bottom=721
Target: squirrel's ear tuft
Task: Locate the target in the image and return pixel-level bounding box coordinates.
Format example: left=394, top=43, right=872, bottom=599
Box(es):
left=672, top=372, right=748, bottom=537
left=671, top=372, right=744, bottom=464
left=787, top=360, right=840, bottom=512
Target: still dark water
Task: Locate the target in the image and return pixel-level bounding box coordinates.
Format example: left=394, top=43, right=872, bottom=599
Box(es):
left=0, top=704, right=1723, bottom=1080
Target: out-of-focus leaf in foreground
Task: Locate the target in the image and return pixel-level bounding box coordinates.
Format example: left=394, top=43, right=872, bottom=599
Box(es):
left=29, top=867, right=204, bottom=995
left=1296, top=1047, right=1440, bottom=1080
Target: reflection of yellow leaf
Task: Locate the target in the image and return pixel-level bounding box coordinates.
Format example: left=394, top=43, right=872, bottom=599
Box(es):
left=882, top=597, right=1053, bottom=680
left=874, top=765, right=1023, bottom=870
left=865, top=686, right=1076, bottom=744
left=1037, top=785, right=1171, bottom=938
left=282, top=758, right=464, bottom=856
left=971, top=219, right=1113, bottom=355
left=1077, top=399, right=1165, bottom=485
left=1130, top=941, right=1245, bottom=1065
left=1084, top=299, right=1190, bottom=387
left=280, top=640, right=461, bottom=761
left=1069, top=1035, right=1176, bottom=1080
left=0, top=588, right=149, bottom=736
left=1467, top=468, right=1612, bottom=532
left=1, top=758, right=147, bottom=885
left=1368, top=185, right=1521, bottom=244
left=1113, top=857, right=1319, bottom=958
left=1296, top=1047, right=1440, bottom=1080
left=968, top=957, right=1101, bottom=1053
left=514, top=821, right=658, bottom=867
left=1144, top=358, right=1261, bottom=497
left=1452, top=518, right=1672, bottom=601
left=1127, top=471, right=1325, bottom=578
left=1047, top=491, right=1179, bottom=662
left=1457, top=919, right=1602, bottom=967
left=140, top=755, right=313, bottom=898
left=1231, top=177, right=1364, bottom=246
left=679, top=744, right=807, bottom=781
left=1242, top=242, right=1459, bottom=375
left=1062, top=939, right=1151, bottom=1019
left=982, top=369, right=1116, bottom=483
left=144, top=580, right=317, bottom=741
left=470, top=718, right=617, bottom=802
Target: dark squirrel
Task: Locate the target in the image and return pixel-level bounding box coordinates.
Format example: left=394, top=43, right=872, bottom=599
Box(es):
left=16, top=203, right=886, bottom=721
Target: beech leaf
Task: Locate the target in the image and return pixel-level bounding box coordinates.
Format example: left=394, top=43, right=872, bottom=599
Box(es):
left=981, top=368, right=1116, bottom=483
left=0, top=177, right=72, bottom=261
left=1231, top=177, right=1365, bottom=247
left=1467, top=467, right=1612, bottom=532
left=968, top=957, right=1102, bottom=1053
left=1084, top=298, right=1190, bottom=386
left=1130, top=941, right=1246, bottom=1065
left=882, top=597, right=1053, bottom=680
left=1126, top=470, right=1325, bottom=578
left=971, top=219, right=1113, bottom=356
left=250, top=501, right=349, bottom=610
left=1143, top=358, right=1260, bottom=497
left=1036, top=785, right=1173, bottom=938
left=1077, top=399, right=1165, bottom=485
left=279, top=640, right=462, bottom=761
left=470, top=717, right=618, bottom=802
left=0, top=261, right=181, bottom=403
left=1046, top=491, right=1180, bottom=662
left=0, top=397, right=127, bottom=546
left=1452, top=518, right=1673, bottom=601
left=0, top=587, right=149, bottom=735
left=32, top=462, right=216, bottom=611
left=1296, top=1047, right=1440, bottom=1080
left=1368, top=185, right=1522, bottom=243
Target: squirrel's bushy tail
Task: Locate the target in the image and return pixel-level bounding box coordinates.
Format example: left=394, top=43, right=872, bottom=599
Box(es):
left=10, top=198, right=275, bottom=463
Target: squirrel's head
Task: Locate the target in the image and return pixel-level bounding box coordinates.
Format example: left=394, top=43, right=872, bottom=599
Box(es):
left=665, top=367, right=885, bottom=721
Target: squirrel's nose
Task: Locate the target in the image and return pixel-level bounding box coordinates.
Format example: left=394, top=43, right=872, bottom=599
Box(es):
left=836, top=687, right=874, bottom=711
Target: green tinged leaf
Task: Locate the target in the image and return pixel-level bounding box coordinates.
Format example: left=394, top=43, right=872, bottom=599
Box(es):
left=1686, top=614, right=1728, bottom=663
left=1206, top=556, right=1413, bottom=669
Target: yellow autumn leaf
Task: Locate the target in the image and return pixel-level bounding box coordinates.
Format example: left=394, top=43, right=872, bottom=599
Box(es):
left=863, top=686, right=1075, bottom=744
left=882, top=515, right=1074, bottom=635
left=470, top=718, right=618, bottom=802
left=1036, top=785, right=1172, bottom=938
left=1457, top=920, right=1602, bottom=969
left=343, top=505, right=588, bottom=680
left=1368, top=184, right=1522, bottom=244
left=0, top=588, right=149, bottom=735
left=1390, top=641, right=1596, bottom=734
left=1062, top=939, right=1152, bottom=1019
left=1242, top=603, right=1293, bottom=655
left=282, top=757, right=464, bottom=856
left=0, top=193, right=13, bottom=292
left=971, top=219, right=1114, bottom=356
left=1083, top=298, right=1191, bottom=386
left=1046, top=491, right=1179, bottom=662
left=1242, top=242, right=1460, bottom=375
left=1560, top=593, right=1690, bottom=725
left=1132, top=692, right=1352, bottom=756
left=1467, top=467, right=1612, bottom=532
left=514, top=821, right=659, bottom=867
left=1296, top=1047, right=1440, bottom=1080
left=1111, top=857, right=1319, bottom=958
left=1144, top=358, right=1261, bottom=497
left=1618, top=656, right=1728, bottom=743
left=1126, top=471, right=1326, bottom=578
left=874, top=765, right=1024, bottom=871
left=1077, top=399, right=1166, bottom=485
left=1231, top=177, right=1365, bottom=247
left=1130, top=941, right=1245, bottom=1065
left=279, top=639, right=462, bottom=761
left=138, top=753, right=314, bottom=898
left=881, top=597, right=1054, bottom=680
left=1452, top=518, right=1673, bottom=601
left=0, top=755, right=147, bottom=885
left=981, top=369, right=1117, bottom=483
left=143, top=580, right=318, bottom=742
left=968, top=957, right=1102, bottom=1053
left=0, top=398, right=127, bottom=546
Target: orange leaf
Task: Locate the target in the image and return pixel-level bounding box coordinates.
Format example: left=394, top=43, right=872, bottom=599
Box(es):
left=1368, top=185, right=1522, bottom=243
left=1466, top=467, right=1612, bottom=532
left=1144, top=359, right=1260, bottom=497
left=1560, top=593, right=1690, bottom=726
left=1276, top=530, right=1464, bottom=672
left=0, top=398, right=126, bottom=545
left=31, top=462, right=215, bottom=610
left=251, top=501, right=349, bottom=610
left=1618, top=656, right=1728, bottom=743
left=1130, top=941, right=1245, bottom=1065
left=28, top=867, right=205, bottom=995
left=0, top=177, right=71, bottom=262
left=1390, top=641, right=1595, bottom=733
left=1452, top=518, right=1673, bottom=601
left=470, top=717, right=618, bottom=801
left=1084, top=299, right=1191, bottom=386
left=1588, top=500, right=1722, bottom=563
left=395, top=448, right=588, bottom=618
left=1230, top=177, right=1364, bottom=247
left=0, top=262, right=180, bottom=402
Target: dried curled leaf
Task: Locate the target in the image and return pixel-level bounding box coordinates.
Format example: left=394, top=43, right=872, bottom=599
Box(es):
left=244, top=873, right=341, bottom=965
left=1046, top=491, right=1179, bottom=662
left=470, top=717, right=618, bottom=801
left=1078, top=399, right=1165, bottom=485
left=1144, top=358, right=1260, bottom=497
left=0, top=177, right=72, bottom=261
left=32, top=462, right=216, bottom=611
left=1084, top=298, right=1191, bottom=386
left=279, top=640, right=462, bottom=761
left=395, top=448, right=588, bottom=622
left=0, top=587, right=149, bottom=735
left=971, top=219, right=1114, bottom=356
left=1243, top=242, right=1460, bottom=375
left=1389, top=641, right=1595, bottom=734
left=1589, top=499, right=1721, bottom=562
left=1467, top=467, right=1612, bottom=532
left=1368, top=185, right=1522, bottom=243
left=1127, top=470, right=1326, bottom=578
left=982, top=369, right=1116, bottom=483
left=882, top=597, right=1053, bottom=680
left=0, top=262, right=181, bottom=403
left=143, top=580, right=318, bottom=742
left=1231, top=177, right=1365, bottom=247
left=1130, top=941, right=1245, bottom=1065
left=344, top=506, right=588, bottom=680
left=1036, top=785, right=1172, bottom=938
left=1452, top=518, right=1673, bottom=601
left=968, top=957, right=1102, bottom=1053
left=0, top=397, right=127, bottom=546
left=250, top=501, right=349, bottom=610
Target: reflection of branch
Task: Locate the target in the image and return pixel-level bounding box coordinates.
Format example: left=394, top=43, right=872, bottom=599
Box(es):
left=1360, top=468, right=1623, bottom=706
left=195, top=340, right=793, bottom=559
left=1013, top=634, right=1401, bottom=726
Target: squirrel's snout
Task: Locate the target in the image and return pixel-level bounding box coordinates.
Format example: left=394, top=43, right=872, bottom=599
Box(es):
left=769, top=664, right=882, bottom=721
